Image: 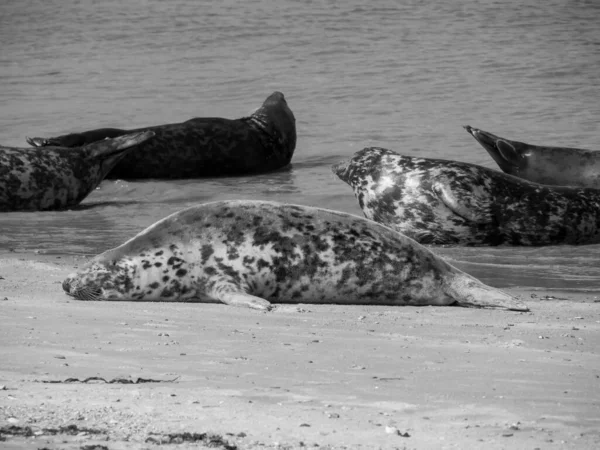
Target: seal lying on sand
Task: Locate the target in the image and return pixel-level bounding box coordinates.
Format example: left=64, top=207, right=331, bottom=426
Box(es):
left=464, top=125, right=600, bottom=188
left=62, top=200, right=527, bottom=311
left=332, top=147, right=600, bottom=246
left=0, top=131, right=154, bottom=212
left=26, top=92, right=296, bottom=179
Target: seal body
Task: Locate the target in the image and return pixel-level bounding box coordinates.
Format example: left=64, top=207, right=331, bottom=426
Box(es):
left=464, top=125, right=600, bottom=188
left=62, top=200, right=527, bottom=311
left=26, top=92, right=296, bottom=179
left=0, top=131, right=154, bottom=212
left=332, top=147, right=600, bottom=246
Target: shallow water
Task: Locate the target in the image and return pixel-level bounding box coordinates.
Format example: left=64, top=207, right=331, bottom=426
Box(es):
left=1, top=0, right=599, bottom=290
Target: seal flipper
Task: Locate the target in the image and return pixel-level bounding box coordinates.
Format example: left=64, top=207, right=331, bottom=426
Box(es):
left=208, top=281, right=272, bottom=310
left=85, top=131, right=155, bottom=160
left=26, top=136, right=50, bottom=147
left=219, top=292, right=273, bottom=310
left=463, top=125, right=503, bottom=150
left=432, top=178, right=494, bottom=224
left=463, top=125, right=523, bottom=172
left=26, top=134, right=85, bottom=148
left=495, top=139, right=521, bottom=166
left=446, top=273, right=529, bottom=311
left=27, top=128, right=129, bottom=148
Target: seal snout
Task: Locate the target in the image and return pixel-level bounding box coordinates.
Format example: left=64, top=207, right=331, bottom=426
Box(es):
left=331, top=159, right=349, bottom=178
left=62, top=277, right=73, bottom=294
left=62, top=272, right=103, bottom=301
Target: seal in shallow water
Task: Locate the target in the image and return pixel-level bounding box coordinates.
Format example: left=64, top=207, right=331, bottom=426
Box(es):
left=332, top=147, right=600, bottom=246
left=0, top=131, right=154, bottom=212
left=26, top=92, right=296, bottom=179
left=61, top=200, right=527, bottom=311
left=464, top=125, right=600, bottom=188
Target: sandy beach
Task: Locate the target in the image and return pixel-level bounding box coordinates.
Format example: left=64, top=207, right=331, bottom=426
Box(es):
left=1, top=253, right=599, bottom=449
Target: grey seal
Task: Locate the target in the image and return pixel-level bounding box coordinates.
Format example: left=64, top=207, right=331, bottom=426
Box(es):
left=332, top=147, right=600, bottom=246
left=27, top=92, right=296, bottom=179
left=0, top=131, right=154, bottom=212
left=62, top=200, right=527, bottom=311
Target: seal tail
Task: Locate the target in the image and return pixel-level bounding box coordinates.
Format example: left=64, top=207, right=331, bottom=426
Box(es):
left=446, top=272, right=529, bottom=311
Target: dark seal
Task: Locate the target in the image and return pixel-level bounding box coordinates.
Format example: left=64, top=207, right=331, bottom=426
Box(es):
left=332, top=147, right=600, bottom=246
left=27, top=91, right=296, bottom=179
left=0, top=131, right=154, bottom=212
left=62, top=200, right=527, bottom=311
left=464, top=125, right=600, bottom=188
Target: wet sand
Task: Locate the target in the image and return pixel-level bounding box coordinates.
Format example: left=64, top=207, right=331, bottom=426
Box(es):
left=1, top=253, right=599, bottom=449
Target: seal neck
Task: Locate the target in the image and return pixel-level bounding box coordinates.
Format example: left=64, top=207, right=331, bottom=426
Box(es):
left=244, top=114, right=280, bottom=149
left=247, top=114, right=271, bottom=134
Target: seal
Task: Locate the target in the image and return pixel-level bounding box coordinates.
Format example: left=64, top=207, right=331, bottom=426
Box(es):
left=332, top=147, right=600, bottom=246
left=26, top=92, right=296, bottom=179
left=0, top=131, right=154, bottom=212
left=61, top=200, right=527, bottom=311
left=464, top=125, right=600, bottom=188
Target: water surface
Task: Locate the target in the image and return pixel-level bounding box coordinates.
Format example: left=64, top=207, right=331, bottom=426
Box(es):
left=1, top=0, right=599, bottom=290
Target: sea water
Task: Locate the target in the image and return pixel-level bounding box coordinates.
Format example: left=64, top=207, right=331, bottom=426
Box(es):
left=1, top=0, right=599, bottom=290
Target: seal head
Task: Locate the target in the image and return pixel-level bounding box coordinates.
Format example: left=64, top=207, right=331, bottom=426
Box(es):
left=62, top=258, right=138, bottom=301
left=247, top=91, right=296, bottom=160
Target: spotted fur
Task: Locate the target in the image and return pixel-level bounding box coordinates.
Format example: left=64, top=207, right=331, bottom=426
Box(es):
left=0, top=131, right=154, bottom=212
left=62, top=200, right=527, bottom=311
left=27, top=92, right=296, bottom=179
left=464, top=125, right=600, bottom=189
left=332, top=147, right=600, bottom=246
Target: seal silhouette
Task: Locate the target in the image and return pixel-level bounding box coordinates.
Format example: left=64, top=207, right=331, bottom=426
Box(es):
left=464, top=125, right=600, bottom=188
left=62, top=200, right=527, bottom=311
left=27, top=91, right=296, bottom=179
left=0, top=131, right=154, bottom=212
left=332, top=147, right=600, bottom=246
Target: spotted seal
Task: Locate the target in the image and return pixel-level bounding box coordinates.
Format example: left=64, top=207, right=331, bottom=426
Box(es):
left=61, top=200, right=527, bottom=311
left=332, top=147, right=600, bottom=246
left=26, top=92, right=296, bottom=179
left=464, top=125, right=600, bottom=188
left=0, top=131, right=154, bottom=212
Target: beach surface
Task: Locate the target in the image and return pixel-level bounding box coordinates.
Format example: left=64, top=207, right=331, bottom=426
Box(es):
left=1, top=253, right=599, bottom=449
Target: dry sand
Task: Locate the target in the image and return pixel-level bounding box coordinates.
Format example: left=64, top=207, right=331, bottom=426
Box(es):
left=1, top=253, right=599, bottom=449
